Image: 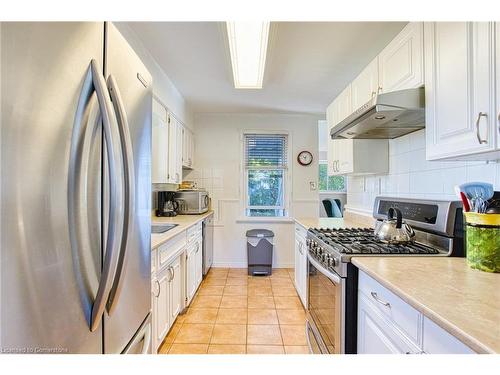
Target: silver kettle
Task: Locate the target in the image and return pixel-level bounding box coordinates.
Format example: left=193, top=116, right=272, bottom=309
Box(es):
left=374, top=207, right=415, bottom=244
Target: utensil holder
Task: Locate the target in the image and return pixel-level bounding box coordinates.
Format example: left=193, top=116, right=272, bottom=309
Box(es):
left=464, top=212, right=500, bottom=273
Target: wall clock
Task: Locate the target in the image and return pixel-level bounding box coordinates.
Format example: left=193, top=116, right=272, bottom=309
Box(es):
left=297, top=151, right=313, bottom=166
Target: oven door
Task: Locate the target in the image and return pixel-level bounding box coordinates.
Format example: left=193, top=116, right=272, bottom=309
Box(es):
left=307, top=253, right=345, bottom=354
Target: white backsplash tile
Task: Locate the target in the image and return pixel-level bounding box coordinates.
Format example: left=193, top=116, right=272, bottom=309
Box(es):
left=408, top=130, right=426, bottom=151
left=347, top=131, right=500, bottom=212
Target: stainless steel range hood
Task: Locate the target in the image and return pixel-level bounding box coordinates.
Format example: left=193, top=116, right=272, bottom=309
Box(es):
left=330, top=87, right=425, bottom=140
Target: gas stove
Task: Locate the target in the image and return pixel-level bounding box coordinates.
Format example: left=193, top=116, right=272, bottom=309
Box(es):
left=306, top=197, right=464, bottom=278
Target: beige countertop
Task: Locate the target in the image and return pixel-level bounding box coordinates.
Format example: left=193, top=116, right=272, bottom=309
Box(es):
left=151, top=211, right=214, bottom=249
left=352, top=257, right=500, bottom=354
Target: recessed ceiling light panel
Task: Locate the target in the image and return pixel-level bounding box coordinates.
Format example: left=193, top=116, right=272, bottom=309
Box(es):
left=226, top=21, right=270, bottom=89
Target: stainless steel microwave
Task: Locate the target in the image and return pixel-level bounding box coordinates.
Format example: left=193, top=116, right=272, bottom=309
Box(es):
left=174, top=190, right=209, bottom=214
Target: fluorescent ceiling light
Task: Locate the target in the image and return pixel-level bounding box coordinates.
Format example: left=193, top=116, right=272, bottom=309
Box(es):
left=226, top=21, right=270, bottom=89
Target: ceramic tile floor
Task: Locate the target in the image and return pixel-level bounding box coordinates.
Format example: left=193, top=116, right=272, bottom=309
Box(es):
left=158, top=267, right=310, bottom=354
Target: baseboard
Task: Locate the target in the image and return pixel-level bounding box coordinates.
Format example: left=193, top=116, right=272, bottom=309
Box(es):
left=212, top=262, right=294, bottom=269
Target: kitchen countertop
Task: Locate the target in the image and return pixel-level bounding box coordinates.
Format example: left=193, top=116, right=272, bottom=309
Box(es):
left=352, top=257, right=500, bottom=354
left=151, top=211, right=214, bottom=250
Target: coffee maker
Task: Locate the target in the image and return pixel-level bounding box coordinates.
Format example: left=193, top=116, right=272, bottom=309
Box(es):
left=156, top=191, right=179, bottom=217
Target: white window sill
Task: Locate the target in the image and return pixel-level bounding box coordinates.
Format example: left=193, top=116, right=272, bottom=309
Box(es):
left=236, top=216, right=295, bottom=224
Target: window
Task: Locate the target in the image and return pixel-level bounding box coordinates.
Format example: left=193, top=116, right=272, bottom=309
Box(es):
left=244, top=133, right=288, bottom=217
left=319, top=161, right=346, bottom=192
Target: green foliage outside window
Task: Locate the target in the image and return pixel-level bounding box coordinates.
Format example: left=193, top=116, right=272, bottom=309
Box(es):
left=319, top=163, right=346, bottom=192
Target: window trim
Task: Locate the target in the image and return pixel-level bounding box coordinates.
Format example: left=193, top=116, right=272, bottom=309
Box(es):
left=241, top=130, right=292, bottom=218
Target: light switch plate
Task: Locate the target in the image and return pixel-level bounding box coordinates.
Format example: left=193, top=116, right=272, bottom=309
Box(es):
left=310, top=181, right=317, bottom=191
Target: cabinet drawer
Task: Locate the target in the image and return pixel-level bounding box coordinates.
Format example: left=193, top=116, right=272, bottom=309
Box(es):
left=187, top=222, right=202, bottom=243
left=423, top=317, right=474, bottom=354
left=359, top=271, right=421, bottom=344
left=358, top=292, right=421, bottom=354
left=157, top=232, right=187, bottom=271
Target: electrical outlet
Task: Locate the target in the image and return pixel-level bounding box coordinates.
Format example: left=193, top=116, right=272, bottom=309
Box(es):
left=310, top=181, right=317, bottom=191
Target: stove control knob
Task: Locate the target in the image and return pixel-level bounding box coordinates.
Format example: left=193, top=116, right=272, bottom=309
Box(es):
left=328, top=257, right=338, bottom=267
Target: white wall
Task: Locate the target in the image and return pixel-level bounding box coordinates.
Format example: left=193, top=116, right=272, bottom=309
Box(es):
left=346, top=129, right=500, bottom=215
left=186, top=113, right=321, bottom=268
left=115, top=23, right=193, bottom=129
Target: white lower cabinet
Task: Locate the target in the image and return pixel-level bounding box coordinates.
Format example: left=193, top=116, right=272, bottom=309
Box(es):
left=357, top=270, right=475, bottom=354
left=358, top=292, right=420, bottom=354
left=186, top=233, right=203, bottom=306
left=422, top=317, right=474, bottom=354
left=152, top=252, right=183, bottom=353
left=294, top=224, right=308, bottom=308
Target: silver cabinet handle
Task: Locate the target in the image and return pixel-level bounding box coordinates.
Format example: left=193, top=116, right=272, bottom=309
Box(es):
left=475, top=112, right=488, bottom=144
left=154, top=279, right=160, bottom=298
left=106, top=74, right=136, bottom=315
left=168, top=266, right=174, bottom=282
left=298, top=242, right=304, bottom=255
left=370, top=291, right=391, bottom=307
left=87, top=59, right=123, bottom=332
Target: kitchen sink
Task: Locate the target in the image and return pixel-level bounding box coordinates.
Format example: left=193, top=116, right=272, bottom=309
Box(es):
left=151, top=223, right=178, bottom=234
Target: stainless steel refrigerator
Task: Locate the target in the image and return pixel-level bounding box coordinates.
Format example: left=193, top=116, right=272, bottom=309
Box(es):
left=1, top=22, right=152, bottom=354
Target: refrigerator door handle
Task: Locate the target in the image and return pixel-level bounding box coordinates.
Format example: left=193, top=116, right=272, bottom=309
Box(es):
left=89, top=59, right=123, bottom=332
left=105, top=75, right=135, bottom=315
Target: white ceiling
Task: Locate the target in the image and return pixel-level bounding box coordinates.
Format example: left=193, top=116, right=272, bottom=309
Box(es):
left=126, top=22, right=407, bottom=115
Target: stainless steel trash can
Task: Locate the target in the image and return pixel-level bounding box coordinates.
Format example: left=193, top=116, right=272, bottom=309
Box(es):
left=246, top=229, right=274, bottom=276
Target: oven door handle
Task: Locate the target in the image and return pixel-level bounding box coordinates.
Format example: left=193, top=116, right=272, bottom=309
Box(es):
left=307, top=252, right=342, bottom=284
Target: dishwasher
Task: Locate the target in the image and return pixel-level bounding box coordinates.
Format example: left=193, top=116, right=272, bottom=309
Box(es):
left=202, top=215, right=214, bottom=276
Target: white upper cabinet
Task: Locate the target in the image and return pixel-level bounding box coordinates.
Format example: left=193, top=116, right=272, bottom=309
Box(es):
left=167, top=113, right=183, bottom=184
left=497, top=22, right=500, bottom=151
left=151, top=101, right=169, bottom=184
left=425, top=22, right=498, bottom=160
left=351, top=57, right=379, bottom=110
left=182, top=126, right=194, bottom=169
left=378, top=22, right=424, bottom=93
left=152, top=98, right=195, bottom=184
left=327, top=85, right=388, bottom=176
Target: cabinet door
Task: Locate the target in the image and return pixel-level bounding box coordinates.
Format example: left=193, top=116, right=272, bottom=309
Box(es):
left=379, top=22, right=424, bottom=93
left=154, top=271, right=170, bottom=345
left=195, top=237, right=203, bottom=287
left=326, top=102, right=337, bottom=175
left=298, top=236, right=308, bottom=307
left=185, top=245, right=197, bottom=305
left=357, top=293, right=419, bottom=354
left=336, top=140, right=354, bottom=175
left=169, top=256, right=183, bottom=322
left=151, top=112, right=169, bottom=183
left=189, top=131, right=195, bottom=167
left=294, top=236, right=303, bottom=299
left=351, top=57, right=379, bottom=110
left=425, top=22, right=496, bottom=160
left=151, top=277, right=159, bottom=353
left=336, top=85, right=352, bottom=122
left=181, top=125, right=187, bottom=168
left=176, top=120, right=183, bottom=181
left=167, top=114, right=182, bottom=183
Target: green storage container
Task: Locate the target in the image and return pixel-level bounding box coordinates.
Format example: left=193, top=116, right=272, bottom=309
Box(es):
left=464, top=212, right=500, bottom=273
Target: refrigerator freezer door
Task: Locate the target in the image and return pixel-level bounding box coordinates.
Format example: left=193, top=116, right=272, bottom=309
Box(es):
left=103, top=23, right=152, bottom=354
left=1, top=23, right=104, bottom=353
left=122, top=313, right=152, bottom=354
